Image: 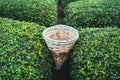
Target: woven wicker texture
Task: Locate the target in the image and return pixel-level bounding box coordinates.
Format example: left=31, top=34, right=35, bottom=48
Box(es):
left=43, top=25, right=79, bottom=69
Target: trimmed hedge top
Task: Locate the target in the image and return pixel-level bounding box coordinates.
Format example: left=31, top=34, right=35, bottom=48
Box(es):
left=0, top=17, right=53, bottom=80
left=62, top=0, right=77, bottom=8
left=70, top=27, right=120, bottom=80
left=64, top=0, right=120, bottom=28
left=0, top=0, right=57, bottom=27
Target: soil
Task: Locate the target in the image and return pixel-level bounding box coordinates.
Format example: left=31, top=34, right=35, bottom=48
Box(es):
left=57, top=0, right=65, bottom=24
left=53, top=55, right=71, bottom=80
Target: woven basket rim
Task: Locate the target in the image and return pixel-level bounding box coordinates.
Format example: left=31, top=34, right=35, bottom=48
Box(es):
left=42, top=24, right=79, bottom=43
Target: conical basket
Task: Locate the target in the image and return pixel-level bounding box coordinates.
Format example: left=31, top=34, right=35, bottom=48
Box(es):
left=42, top=25, right=79, bottom=70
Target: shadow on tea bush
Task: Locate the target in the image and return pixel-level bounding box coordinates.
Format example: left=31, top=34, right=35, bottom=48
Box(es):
left=0, top=17, right=53, bottom=80
left=62, top=0, right=77, bottom=8
left=0, top=0, right=57, bottom=27
left=64, top=0, right=120, bottom=28
left=70, top=27, right=120, bottom=80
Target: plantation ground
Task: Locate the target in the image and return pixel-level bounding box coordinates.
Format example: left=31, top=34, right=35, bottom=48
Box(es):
left=0, top=0, right=120, bottom=80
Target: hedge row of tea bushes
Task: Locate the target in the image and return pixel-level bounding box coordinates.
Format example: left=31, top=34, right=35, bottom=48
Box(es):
left=0, top=17, right=53, bottom=80
left=64, top=0, right=120, bottom=28
left=70, top=28, right=120, bottom=80
left=0, top=0, right=57, bottom=27
left=62, top=0, right=101, bottom=6
left=62, top=0, right=77, bottom=8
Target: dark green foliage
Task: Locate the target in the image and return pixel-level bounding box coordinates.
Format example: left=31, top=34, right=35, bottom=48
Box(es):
left=0, top=17, right=53, bottom=80
left=0, top=0, right=57, bottom=27
left=55, top=0, right=77, bottom=8
left=70, top=28, right=120, bottom=80
left=64, top=0, right=120, bottom=28
left=62, top=0, right=77, bottom=8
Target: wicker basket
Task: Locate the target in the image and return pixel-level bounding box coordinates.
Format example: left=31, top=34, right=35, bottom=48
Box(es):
left=42, top=24, right=79, bottom=69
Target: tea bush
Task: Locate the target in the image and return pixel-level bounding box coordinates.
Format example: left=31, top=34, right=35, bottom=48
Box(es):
left=70, top=27, right=120, bottom=80
left=64, top=0, right=120, bottom=28
left=62, top=0, right=77, bottom=8
left=62, top=0, right=102, bottom=8
left=0, top=0, right=57, bottom=27
left=0, top=17, right=53, bottom=80
left=55, top=0, right=77, bottom=8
